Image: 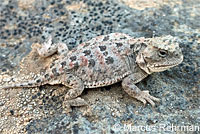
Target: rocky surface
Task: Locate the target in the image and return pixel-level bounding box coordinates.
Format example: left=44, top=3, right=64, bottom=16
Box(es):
left=0, top=0, right=199, bottom=133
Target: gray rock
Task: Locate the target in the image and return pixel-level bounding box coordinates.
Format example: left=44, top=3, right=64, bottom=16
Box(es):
left=0, top=0, right=199, bottom=133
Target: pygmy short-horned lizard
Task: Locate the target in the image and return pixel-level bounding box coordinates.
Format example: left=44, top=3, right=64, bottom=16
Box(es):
left=0, top=33, right=183, bottom=111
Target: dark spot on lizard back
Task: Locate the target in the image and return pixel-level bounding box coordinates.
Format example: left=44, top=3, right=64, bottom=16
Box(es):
left=103, top=51, right=108, bottom=56
left=116, top=42, right=123, bottom=47
left=52, top=68, right=59, bottom=76
left=83, top=50, right=91, bottom=56
left=88, top=59, right=95, bottom=67
left=141, top=43, right=146, bottom=46
left=130, top=45, right=134, bottom=49
left=28, top=83, right=33, bottom=86
left=70, top=56, right=77, bottom=61
left=36, top=79, right=41, bottom=83
left=61, top=61, right=66, bottom=67
left=103, top=36, right=109, bottom=41
left=105, top=56, right=114, bottom=64
left=73, top=62, right=79, bottom=71
left=81, top=69, right=86, bottom=75
left=44, top=74, right=49, bottom=78
left=99, top=46, right=106, bottom=51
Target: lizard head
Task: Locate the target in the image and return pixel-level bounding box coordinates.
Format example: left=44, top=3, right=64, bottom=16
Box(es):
left=136, top=35, right=183, bottom=74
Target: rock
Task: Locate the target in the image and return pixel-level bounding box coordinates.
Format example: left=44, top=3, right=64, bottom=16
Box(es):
left=0, top=0, right=199, bottom=133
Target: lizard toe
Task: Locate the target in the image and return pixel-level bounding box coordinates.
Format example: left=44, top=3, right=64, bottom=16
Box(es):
left=136, top=90, right=159, bottom=107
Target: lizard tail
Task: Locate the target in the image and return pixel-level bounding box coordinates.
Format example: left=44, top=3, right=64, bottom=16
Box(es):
left=0, top=73, right=50, bottom=89
left=0, top=80, right=41, bottom=89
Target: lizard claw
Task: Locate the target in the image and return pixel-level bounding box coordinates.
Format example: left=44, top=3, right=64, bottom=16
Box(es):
left=135, top=90, right=160, bottom=107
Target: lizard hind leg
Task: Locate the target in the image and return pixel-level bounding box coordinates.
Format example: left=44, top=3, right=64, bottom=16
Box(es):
left=59, top=73, right=88, bottom=113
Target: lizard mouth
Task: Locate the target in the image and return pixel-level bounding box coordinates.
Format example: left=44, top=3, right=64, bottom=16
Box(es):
left=149, top=55, right=183, bottom=72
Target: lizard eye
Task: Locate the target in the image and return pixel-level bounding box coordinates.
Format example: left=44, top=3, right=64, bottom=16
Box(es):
left=158, top=50, right=168, bottom=57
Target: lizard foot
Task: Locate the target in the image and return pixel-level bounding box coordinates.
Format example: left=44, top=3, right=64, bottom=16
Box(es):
left=135, top=90, right=160, bottom=107
left=62, top=97, right=88, bottom=113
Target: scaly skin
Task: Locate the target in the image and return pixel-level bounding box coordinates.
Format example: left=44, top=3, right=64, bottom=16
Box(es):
left=0, top=33, right=183, bottom=111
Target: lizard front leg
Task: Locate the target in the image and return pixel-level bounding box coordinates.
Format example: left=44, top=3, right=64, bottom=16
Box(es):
left=37, top=36, right=69, bottom=57
left=122, top=73, right=160, bottom=107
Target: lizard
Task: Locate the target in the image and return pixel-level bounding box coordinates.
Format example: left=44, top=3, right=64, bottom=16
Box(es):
left=0, top=33, right=183, bottom=111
